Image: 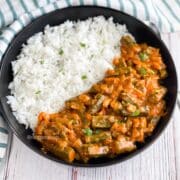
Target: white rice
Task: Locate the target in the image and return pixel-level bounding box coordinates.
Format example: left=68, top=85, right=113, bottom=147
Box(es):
left=7, top=16, right=132, bottom=130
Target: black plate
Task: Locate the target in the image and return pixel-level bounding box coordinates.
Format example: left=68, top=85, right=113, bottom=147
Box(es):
left=0, top=6, right=178, bottom=167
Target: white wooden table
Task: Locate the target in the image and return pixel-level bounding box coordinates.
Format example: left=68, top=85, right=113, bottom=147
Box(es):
left=1, top=32, right=180, bottom=180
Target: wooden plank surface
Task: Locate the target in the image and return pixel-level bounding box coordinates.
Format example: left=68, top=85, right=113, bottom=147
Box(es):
left=170, top=32, right=180, bottom=180
left=1, top=32, right=180, bottom=180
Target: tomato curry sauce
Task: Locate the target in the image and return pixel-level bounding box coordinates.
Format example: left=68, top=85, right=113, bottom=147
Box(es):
left=35, top=36, right=167, bottom=163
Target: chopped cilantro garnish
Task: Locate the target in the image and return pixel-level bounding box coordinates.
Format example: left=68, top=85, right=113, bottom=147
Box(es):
left=82, top=128, right=92, bottom=136
left=131, top=109, right=140, bottom=116
left=90, top=54, right=94, bottom=60
left=139, top=52, right=149, bottom=61
left=59, top=67, right=64, bottom=73
left=35, top=90, right=41, bottom=95
left=59, top=48, right=64, bottom=55
left=40, top=60, right=44, bottom=64
left=81, top=75, right=87, bottom=80
left=80, top=42, right=86, bottom=47
left=139, top=67, right=147, bottom=76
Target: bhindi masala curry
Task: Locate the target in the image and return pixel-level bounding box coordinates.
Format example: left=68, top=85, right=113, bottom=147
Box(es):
left=35, top=36, right=167, bottom=163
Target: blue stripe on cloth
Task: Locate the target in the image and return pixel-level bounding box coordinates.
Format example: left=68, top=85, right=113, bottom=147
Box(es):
left=65, top=0, right=71, bottom=6
left=32, top=0, right=45, bottom=14
left=0, top=49, right=3, bottom=55
left=93, top=0, right=97, bottom=5
left=0, top=127, right=8, bottom=134
left=129, top=0, right=137, bottom=17
left=0, top=37, right=9, bottom=44
left=153, top=6, right=162, bottom=31
left=0, top=10, right=6, bottom=27
left=0, top=143, right=7, bottom=148
left=79, top=0, right=84, bottom=5
left=175, top=0, right=180, bottom=6
left=118, top=0, right=124, bottom=11
left=7, top=27, right=16, bottom=34
left=162, top=0, right=180, bottom=23
left=6, top=0, right=18, bottom=19
left=140, top=0, right=150, bottom=20
left=18, top=18, right=24, bottom=27
left=106, top=0, right=111, bottom=7
left=53, top=1, right=59, bottom=9
left=20, top=0, right=33, bottom=20
left=156, top=5, right=174, bottom=32
left=32, top=0, right=39, bottom=7
left=40, top=7, right=46, bottom=14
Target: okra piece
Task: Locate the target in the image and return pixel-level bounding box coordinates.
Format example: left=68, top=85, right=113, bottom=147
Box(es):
left=121, top=35, right=135, bottom=47
left=80, top=144, right=109, bottom=157
left=45, top=144, right=75, bottom=163
left=92, top=115, right=117, bottom=128
left=85, top=131, right=112, bottom=143
left=88, top=145, right=109, bottom=156
left=150, top=117, right=160, bottom=126
left=90, top=94, right=105, bottom=114
left=73, top=138, right=83, bottom=149
left=114, top=138, right=136, bottom=154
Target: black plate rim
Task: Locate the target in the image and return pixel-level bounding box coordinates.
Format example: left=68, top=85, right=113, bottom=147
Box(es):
left=0, top=5, right=178, bottom=167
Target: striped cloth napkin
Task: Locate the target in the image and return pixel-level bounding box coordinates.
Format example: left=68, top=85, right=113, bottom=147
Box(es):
left=0, top=0, right=179, bottom=164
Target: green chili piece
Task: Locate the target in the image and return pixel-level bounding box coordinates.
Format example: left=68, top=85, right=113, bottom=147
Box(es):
left=82, top=128, right=93, bottom=136
left=139, top=52, right=149, bottom=61
left=139, top=67, right=147, bottom=76
left=131, top=109, right=140, bottom=116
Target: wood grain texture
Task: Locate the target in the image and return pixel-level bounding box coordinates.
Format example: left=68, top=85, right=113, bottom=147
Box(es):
left=1, top=33, right=180, bottom=180
left=170, top=32, right=180, bottom=180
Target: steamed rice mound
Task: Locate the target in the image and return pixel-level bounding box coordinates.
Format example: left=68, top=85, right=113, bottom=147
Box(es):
left=7, top=16, right=132, bottom=130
